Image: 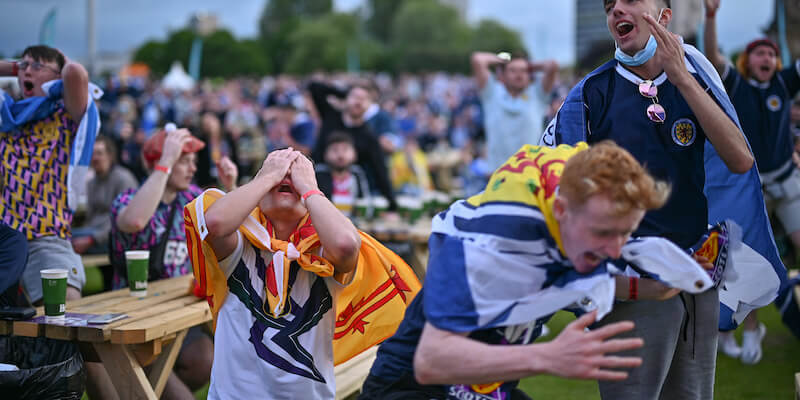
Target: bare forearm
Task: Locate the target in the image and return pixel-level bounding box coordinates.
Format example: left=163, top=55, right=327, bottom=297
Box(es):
left=62, top=62, right=89, bottom=120
left=304, top=194, right=360, bottom=273
left=116, top=172, right=169, bottom=233
left=0, top=60, right=16, bottom=76
left=471, top=52, right=498, bottom=89
left=702, top=17, right=726, bottom=74
left=205, top=177, right=272, bottom=238
left=414, top=324, right=546, bottom=385
left=677, top=77, right=753, bottom=173
left=540, top=61, right=559, bottom=94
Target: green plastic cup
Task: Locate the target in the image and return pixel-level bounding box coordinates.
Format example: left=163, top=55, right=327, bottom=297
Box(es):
left=41, top=269, right=68, bottom=322
left=125, top=250, right=149, bottom=297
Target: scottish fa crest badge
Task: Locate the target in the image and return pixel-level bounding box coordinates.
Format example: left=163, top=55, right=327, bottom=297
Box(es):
left=767, top=95, right=782, bottom=112
left=671, top=118, right=696, bottom=147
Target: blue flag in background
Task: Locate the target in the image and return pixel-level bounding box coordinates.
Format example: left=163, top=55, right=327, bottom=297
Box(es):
left=39, top=7, right=57, bottom=46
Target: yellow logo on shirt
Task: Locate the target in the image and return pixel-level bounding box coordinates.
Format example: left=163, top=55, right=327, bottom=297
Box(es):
left=471, top=381, right=504, bottom=394
left=766, top=95, right=782, bottom=112
left=671, top=118, right=696, bottom=147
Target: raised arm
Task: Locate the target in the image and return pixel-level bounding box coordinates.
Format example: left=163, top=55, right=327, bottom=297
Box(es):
left=204, top=149, right=299, bottom=259
left=115, top=129, right=193, bottom=233
left=413, top=311, right=643, bottom=385
left=471, top=52, right=505, bottom=90
left=60, top=54, right=89, bottom=122
left=531, top=60, right=560, bottom=95
left=0, top=60, right=15, bottom=76
left=644, top=13, right=753, bottom=174
left=307, top=80, right=347, bottom=121
left=703, top=0, right=727, bottom=76
left=290, top=155, right=360, bottom=274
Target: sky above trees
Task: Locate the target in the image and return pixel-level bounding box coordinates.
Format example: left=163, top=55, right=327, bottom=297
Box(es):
left=0, top=0, right=776, bottom=65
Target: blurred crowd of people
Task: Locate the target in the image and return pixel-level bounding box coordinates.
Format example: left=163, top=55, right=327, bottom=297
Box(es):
left=38, top=67, right=575, bottom=209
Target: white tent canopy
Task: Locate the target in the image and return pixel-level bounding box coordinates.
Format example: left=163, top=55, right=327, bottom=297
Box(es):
left=162, top=61, right=195, bottom=91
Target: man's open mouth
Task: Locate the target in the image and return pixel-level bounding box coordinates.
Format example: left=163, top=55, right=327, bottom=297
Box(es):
left=760, top=66, right=771, bottom=73
left=616, top=21, right=634, bottom=37
left=23, top=81, right=34, bottom=91
left=277, top=183, right=294, bottom=193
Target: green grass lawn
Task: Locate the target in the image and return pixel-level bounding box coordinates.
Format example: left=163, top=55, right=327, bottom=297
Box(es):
left=518, top=305, right=800, bottom=399
left=82, top=300, right=798, bottom=400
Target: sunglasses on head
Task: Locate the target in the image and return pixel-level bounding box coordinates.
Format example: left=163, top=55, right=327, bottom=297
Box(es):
left=639, top=80, right=665, bottom=124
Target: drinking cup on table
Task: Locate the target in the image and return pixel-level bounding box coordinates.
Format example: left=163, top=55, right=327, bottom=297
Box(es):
left=40, top=269, right=68, bottom=322
left=125, top=250, right=150, bottom=297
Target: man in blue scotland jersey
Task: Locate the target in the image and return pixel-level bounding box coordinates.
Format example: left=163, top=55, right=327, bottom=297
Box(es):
left=540, top=0, right=783, bottom=398
left=704, top=0, right=800, bottom=365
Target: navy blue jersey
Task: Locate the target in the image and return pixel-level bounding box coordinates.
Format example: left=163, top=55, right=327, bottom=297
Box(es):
left=369, top=288, right=549, bottom=398
left=365, top=108, right=396, bottom=139
left=583, top=65, right=708, bottom=248
left=722, top=61, right=800, bottom=173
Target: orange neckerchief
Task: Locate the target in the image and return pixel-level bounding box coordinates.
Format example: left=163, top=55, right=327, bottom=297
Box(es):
left=248, top=212, right=336, bottom=317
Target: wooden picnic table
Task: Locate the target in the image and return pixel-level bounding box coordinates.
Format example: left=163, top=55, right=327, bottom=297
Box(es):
left=1, top=274, right=209, bottom=400
left=0, top=273, right=384, bottom=399
left=81, top=253, right=110, bottom=269
left=362, top=218, right=431, bottom=279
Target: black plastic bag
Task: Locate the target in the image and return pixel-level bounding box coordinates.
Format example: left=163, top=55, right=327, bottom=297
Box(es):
left=0, top=336, right=86, bottom=399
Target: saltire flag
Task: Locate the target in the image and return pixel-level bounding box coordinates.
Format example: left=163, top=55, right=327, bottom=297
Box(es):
left=184, top=188, right=421, bottom=365
left=540, top=42, right=787, bottom=331
left=424, top=143, right=712, bottom=334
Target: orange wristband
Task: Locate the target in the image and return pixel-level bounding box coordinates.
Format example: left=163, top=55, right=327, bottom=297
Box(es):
left=301, top=189, right=323, bottom=206
left=154, top=164, right=170, bottom=174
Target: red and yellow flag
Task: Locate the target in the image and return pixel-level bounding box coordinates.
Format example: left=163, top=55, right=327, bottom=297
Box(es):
left=467, top=142, right=589, bottom=255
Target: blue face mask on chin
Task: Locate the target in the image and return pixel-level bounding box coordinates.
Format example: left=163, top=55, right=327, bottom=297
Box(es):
left=614, top=9, right=664, bottom=67
left=615, top=35, right=658, bottom=66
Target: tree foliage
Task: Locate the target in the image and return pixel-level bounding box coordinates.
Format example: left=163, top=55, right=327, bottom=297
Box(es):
left=365, top=0, right=403, bottom=43
left=132, top=0, right=526, bottom=75
left=470, top=19, right=527, bottom=56
left=132, top=29, right=270, bottom=78
left=258, top=0, right=333, bottom=73
left=390, top=0, right=473, bottom=73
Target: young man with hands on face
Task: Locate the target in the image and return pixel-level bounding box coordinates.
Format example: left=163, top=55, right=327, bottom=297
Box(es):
left=185, top=147, right=420, bottom=399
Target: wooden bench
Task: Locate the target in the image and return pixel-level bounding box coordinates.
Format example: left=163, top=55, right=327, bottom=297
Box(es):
left=5, top=275, right=210, bottom=399
left=363, top=219, right=431, bottom=279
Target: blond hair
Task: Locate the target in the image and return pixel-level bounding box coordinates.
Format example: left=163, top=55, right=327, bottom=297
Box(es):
left=560, top=141, right=670, bottom=214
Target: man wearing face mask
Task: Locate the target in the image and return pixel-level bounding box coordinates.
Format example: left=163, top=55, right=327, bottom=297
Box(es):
left=704, top=0, right=800, bottom=365
left=542, top=1, right=785, bottom=399
left=472, top=51, right=559, bottom=170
